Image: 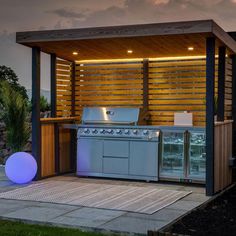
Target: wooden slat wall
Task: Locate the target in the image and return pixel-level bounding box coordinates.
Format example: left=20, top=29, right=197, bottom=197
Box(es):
left=225, top=57, right=232, bottom=119
left=214, top=121, right=232, bottom=193
left=74, top=60, right=144, bottom=120
left=55, top=57, right=223, bottom=126
left=56, top=59, right=73, bottom=117
left=59, top=127, right=72, bottom=173
left=41, top=124, right=55, bottom=177
left=148, top=58, right=209, bottom=126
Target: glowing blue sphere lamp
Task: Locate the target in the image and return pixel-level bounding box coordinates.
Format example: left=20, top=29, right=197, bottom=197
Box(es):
left=5, top=152, right=37, bottom=184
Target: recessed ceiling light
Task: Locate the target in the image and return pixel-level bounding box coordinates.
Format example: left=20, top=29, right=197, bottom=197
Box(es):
left=127, top=50, right=133, bottom=54
left=72, top=52, right=78, bottom=55
left=188, top=47, right=194, bottom=51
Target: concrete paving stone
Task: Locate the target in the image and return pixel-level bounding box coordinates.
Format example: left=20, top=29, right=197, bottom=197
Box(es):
left=65, top=207, right=126, bottom=221
left=183, top=193, right=210, bottom=203
left=100, top=215, right=167, bottom=235
left=35, top=202, right=80, bottom=211
left=2, top=206, right=69, bottom=222
left=0, top=180, right=15, bottom=187
left=0, top=200, right=36, bottom=215
left=51, top=207, right=126, bottom=228
left=165, top=200, right=202, bottom=211
left=125, top=208, right=186, bottom=222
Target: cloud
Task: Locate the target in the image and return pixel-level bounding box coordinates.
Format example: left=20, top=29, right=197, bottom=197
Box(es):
left=59, top=0, right=236, bottom=31
left=49, top=8, right=87, bottom=19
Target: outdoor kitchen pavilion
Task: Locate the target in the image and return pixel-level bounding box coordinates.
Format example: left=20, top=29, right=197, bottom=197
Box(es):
left=16, top=19, right=236, bottom=196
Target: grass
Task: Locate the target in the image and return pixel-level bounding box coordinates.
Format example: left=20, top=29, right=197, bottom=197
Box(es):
left=0, top=219, right=107, bottom=236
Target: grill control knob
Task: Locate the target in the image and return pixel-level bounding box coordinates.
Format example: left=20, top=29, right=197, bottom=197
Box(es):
left=100, top=129, right=105, bottom=134
left=84, top=128, right=89, bottom=134
left=116, top=129, right=122, bottom=134
left=133, top=129, right=138, bottom=134
left=143, top=130, right=149, bottom=135
left=124, top=129, right=130, bottom=134
left=92, top=129, right=98, bottom=134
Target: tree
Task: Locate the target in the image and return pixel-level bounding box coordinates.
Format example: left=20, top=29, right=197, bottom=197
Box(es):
left=0, top=65, right=28, bottom=100
left=0, top=81, right=30, bottom=153
left=27, top=95, right=51, bottom=112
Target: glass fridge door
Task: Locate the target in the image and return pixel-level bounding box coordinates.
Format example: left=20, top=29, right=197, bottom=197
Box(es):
left=188, top=131, right=206, bottom=181
left=160, top=131, right=185, bottom=179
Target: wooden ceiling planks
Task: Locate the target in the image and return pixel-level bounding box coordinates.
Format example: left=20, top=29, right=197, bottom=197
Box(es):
left=16, top=20, right=236, bottom=61
left=22, top=33, right=212, bottom=61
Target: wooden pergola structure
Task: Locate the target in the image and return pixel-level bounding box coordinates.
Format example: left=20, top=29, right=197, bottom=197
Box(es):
left=16, top=20, right=236, bottom=196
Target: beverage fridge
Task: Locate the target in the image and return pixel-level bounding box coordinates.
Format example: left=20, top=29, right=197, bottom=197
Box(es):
left=159, top=129, right=206, bottom=183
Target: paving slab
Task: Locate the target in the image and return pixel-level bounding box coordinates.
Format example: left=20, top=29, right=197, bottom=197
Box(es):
left=125, top=208, right=186, bottom=222
left=2, top=206, right=70, bottom=222
left=183, top=193, right=210, bottom=202
left=100, top=215, right=167, bottom=235
left=52, top=207, right=126, bottom=228
left=0, top=200, right=35, bottom=215
left=165, top=199, right=202, bottom=211
left=0, top=167, right=211, bottom=235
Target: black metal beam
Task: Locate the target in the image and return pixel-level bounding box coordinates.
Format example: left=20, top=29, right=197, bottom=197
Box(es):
left=206, top=37, right=215, bottom=196
left=50, top=54, right=59, bottom=174
left=32, top=47, right=41, bottom=180
left=143, top=59, right=149, bottom=110
left=50, top=53, right=57, bottom=117
left=71, top=62, right=76, bottom=116
left=217, top=47, right=226, bottom=121
left=232, top=55, right=236, bottom=156
left=70, top=62, right=76, bottom=172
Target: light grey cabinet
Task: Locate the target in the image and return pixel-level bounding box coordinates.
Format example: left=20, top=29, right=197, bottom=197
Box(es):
left=103, top=157, right=129, bottom=174
left=129, top=141, right=158, bottom=178
left=103, top=140, right=129, bottom=175
left=77, top=138, right=159, bottom=181
left=77, top=138, right=103, bottom=173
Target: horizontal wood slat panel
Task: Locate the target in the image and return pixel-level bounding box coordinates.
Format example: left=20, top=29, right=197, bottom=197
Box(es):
left=74, top=60, right=144, bottom=118
left=56, top=58, right=72, bottom=117
left=41, top=124, right=55, bottom=177
left=148, top=58, right=207, bottom=126
left=225, top=58, right=232, bottom=120
left=76, top=74, right=143, bottom=80
left=55, top=57, right=228, bottom=127
left=214, top=121, right=233, bottom=193
left=76, top=79, right=142, bottom=85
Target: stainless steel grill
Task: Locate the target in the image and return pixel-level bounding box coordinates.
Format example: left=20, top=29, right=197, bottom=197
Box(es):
left=78, top=107, right=159, bottom=140
left=77, top=107, right=160, bottom=181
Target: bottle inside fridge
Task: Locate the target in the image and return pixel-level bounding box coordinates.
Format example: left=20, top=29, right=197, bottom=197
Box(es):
left=159, top=131, right=185, bottom=178
left=188, top=132, right=206, bottom=180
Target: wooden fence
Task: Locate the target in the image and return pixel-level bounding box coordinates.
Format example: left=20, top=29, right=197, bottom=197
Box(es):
left=55, top=57, right=232, bottom=127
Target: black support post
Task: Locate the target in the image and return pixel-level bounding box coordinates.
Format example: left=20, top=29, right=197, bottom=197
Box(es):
left=32, top=47, right=41, bottom=180
left=232, top=55, right=236, bottom=156
left=50, top=53, right=57, bottom=117
left=143, top=59, right=149, bottom=110
left=70, top=61, right=76, bottom=172
left=50, top=54, right=59, bottom=174
left=71, top=62, right=76, bottom=116
left=206, top=37, right=215, bottom=196
left=217, top=46, right=226, bottom=121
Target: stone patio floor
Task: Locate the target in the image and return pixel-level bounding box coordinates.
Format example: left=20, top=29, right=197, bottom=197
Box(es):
left=0, top=166, right=210, bottom=235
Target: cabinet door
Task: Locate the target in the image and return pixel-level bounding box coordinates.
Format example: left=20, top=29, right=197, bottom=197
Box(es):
left=188, top=132, right=206, bottom=180
left=77, top=138, right=103, bottom=173
left=160, top=131, right=185, bottom=178
left=129, top=141, right=158, bottom=177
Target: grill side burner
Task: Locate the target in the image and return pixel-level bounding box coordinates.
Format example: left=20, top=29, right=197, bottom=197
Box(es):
left=77, top=107, right=160, bottom=181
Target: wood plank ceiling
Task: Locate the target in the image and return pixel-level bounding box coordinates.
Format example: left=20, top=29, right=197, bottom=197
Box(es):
left=24, top=33, right=224, bottom=61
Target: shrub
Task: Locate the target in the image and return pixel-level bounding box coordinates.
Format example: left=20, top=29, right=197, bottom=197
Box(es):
left=0, top=81, right=30, bottom=153
left=0, top=65, right=28, bottom=100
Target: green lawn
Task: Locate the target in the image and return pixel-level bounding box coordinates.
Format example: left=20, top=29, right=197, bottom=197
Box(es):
left=0, top=219, right=107, bottom=236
